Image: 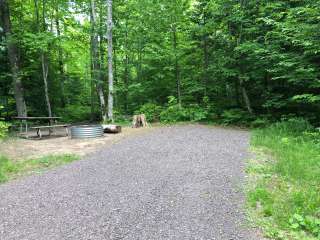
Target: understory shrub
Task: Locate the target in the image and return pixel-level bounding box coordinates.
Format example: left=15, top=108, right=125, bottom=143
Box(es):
left=249, top=118, right=320, bottom=239
left=0, top=105, right=10, bottom=138
left=57, top=105, right=92, bottom=123
left=0, top=121, right=10, bottom=138
left=250, top=117, right=271, bottom=128
left=220, top=108, right=254, bottom=125
left=160, top=105, right=186, bottom=123
left=112, top=110, right=131, bottom=124
left=184, top=104, right=208, bottom=122
left=159, top=96, right=185, bottom=123
left=159, top=96, right=209, bottom=123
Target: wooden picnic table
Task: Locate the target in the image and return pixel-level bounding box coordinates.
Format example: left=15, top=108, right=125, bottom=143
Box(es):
left=13, top=116, right=65, bottom=139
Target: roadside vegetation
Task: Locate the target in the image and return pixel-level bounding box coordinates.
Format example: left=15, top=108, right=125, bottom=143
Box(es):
left=0, top=154, right=79, bottom=183
left=248, top=119, right=320, bottom=240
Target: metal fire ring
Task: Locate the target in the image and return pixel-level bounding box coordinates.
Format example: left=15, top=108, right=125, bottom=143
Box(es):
left=70, top=125, right=104, bottom=139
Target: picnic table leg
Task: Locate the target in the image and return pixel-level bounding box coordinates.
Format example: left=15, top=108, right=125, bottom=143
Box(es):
left=25, top=120, right=29, bottom=139
left=54, top=120, right=58, bottom=136
left=19, top=121, right=22, bottom=133
left=48, top=120, right=53, bottom=135
left=36, top=128, right=42, bottom=139
left=65, top=127, right=69, bottom=137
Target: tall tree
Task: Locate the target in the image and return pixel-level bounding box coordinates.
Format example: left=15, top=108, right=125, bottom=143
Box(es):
left=34, top=0, right=52, bottom=117
left=55, top=2, right=66, bottom=107
left=107, top=0, right=113, bottom=122
left=0, top=0, right=27, bottom=117
left=236, top=0, right=253, bottom=114
left=172, top=23, right=181, bottom=107
left=90, top=0, right=107, bottom=121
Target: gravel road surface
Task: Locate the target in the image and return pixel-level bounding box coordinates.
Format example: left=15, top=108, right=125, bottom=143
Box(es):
left=0, top=125, right=260, bottom=240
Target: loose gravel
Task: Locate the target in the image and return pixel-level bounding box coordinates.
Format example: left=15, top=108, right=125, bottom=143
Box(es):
left=0, top=125, right=261, bottom=240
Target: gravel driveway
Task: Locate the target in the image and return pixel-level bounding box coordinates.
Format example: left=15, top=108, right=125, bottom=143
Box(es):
left=0, top=125, right=260, bottom=240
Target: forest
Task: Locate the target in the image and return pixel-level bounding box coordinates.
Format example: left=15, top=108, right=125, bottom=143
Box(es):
left=0, top=0, right=319, bottom=125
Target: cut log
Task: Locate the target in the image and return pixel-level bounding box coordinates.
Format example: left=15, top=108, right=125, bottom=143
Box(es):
left=102, top=124, right=122, bottom=133
left=132, top=114, right=148, bottom=128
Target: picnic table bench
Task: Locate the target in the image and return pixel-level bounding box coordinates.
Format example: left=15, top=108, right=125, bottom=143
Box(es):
left=30, top=124, right=70, bottom=139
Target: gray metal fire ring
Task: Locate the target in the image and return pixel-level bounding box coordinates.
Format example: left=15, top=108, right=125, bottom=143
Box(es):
left=70, top=125, right=104, bottom=139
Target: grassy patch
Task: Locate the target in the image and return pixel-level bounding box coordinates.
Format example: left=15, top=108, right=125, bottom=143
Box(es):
left=248, top=119, right=320, bottom=240
left=0, top=154, right=79, bottom=183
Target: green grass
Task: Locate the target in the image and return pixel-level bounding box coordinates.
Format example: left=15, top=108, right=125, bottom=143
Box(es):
left=0, top=154, right=80, bottom=183
left=248, top=119, right=320, bottom=240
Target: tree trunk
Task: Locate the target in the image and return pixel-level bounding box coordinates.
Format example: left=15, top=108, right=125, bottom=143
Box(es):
left=113, top=46, right=117, bottom=85
left=90, top=59, right=95, bottom=121
left=34, top=0, right=53, bottom=117
left=123, top=19, right=129, bottom=114
left=124, top=53, right=129, bottom=114
left=203, top=35, right=209, bottom=97
left=137, top=43, right=142, bottom=83
left=234, top=78, right=241, bottom=106
left=236, top=0, right=253, bottom=114
left=98, top=0, right=105, bottom=84
left=107, top=0, right=114, bottom=122
left=172, top=25, right=181, bottom=107
left=0, top=0, right=27, bottom=117
left=113, top=43, right=117, bottom=109
left=202, top=7, right=209, bottom=98
left=240, top=78, right=253, bottom=114
left=89, top=13, right=95, bottom=122
left=41, top=53, right=52, bottom=117
left=90, top=0, right=107, bottom=122
left=42, top=0, right=52, bottom=117
left=55, top=4, right=66, bottom=108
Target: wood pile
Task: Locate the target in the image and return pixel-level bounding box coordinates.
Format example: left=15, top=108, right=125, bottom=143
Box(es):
left=102, top=124, right=122, bottom=134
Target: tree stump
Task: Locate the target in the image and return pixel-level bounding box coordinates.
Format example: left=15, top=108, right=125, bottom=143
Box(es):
left=132, top=114, right=148, bottom=128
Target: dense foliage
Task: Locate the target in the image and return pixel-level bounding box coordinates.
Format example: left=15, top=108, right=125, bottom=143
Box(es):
left=250, top=119, right=320, bottom=239
left=0, top=121, right=9, bottom=138
left=0, top=0, right=319, bottom=124
left=0, top=106, right=9, bottom=138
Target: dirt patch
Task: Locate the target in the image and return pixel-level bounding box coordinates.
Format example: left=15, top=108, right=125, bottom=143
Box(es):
left=0, top=127, right=155, bottom=161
